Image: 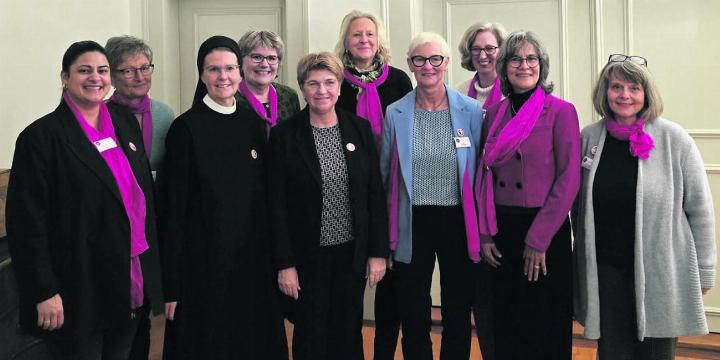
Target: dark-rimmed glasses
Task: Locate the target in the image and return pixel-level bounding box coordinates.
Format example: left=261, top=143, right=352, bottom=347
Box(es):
left=115, top=64, right=154, bottom=79
left=248, top=54, right=280, bottom=65
left=508, top=56, right=539, bottom=68
left=410, top=55, right=445, bottom=67
left=608, top=54, right=647, bottom=66
left=470, top=46, right=498, bottom=56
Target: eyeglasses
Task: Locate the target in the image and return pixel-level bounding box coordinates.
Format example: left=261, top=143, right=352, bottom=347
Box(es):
left=508, top=55, right=540, bottom=68
left=470, top=46, right=498, bottom=56
left=248, top=54, right=280, bottom=65
left=204, top=64, right=240, bottom=75
left=608, top=54, right=647, bottom=66
left=410, top=55, right=445, bottom=68
left=303, top=78, right=339, bottom=91
left=115, top=64, right=154, bottom=79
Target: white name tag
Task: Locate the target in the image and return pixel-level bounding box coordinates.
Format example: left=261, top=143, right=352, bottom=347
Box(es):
left=454, top=136, right=472, bottom=148
left=581, top=156, right=594, bottom=170
left=93, top=137, right=117, bottom=153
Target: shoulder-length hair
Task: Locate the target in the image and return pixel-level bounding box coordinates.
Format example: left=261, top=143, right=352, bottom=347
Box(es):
left=592, top=60, right=663, bottom=121
left=334, top=10, right=391, bottom=65
left=496, top=30, right=553, bottom=95
left=458, top=22, right=507, bottom=71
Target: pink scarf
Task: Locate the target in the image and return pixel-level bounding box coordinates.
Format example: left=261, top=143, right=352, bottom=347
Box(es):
left=605, top=117, right=654, bottom=159
left=108, top=93, right=153, bottom=159
left=64, top=92, right=149, bottom=309
left=343, top=63, right=390, bottom=144
left=467, top=75, right=502, bottom=110
left=239, top=80, right=278, bottom=130
left=476, top=86, right=546, bottom=238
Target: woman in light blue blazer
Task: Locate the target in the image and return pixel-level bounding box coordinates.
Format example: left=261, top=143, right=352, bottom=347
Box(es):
left=379, top=32, right=483, bottom=360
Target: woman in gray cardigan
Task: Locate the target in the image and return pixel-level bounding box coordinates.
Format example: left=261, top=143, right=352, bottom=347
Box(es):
left=573, top=55, right=716, bottom=360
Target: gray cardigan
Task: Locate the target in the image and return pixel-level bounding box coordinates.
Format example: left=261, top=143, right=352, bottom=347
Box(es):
left=573, top=117, right=716, bottom=340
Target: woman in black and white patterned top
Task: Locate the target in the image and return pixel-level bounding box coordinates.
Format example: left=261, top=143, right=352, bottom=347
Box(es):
left=268, top=52, right=388, bottom=360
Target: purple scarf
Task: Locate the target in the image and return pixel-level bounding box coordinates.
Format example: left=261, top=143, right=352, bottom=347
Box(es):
left=343, top=63, right=390, bottom=144
left=476, top=86, right=546, bottom=238
left=467, top=75, right=503, bottom=110
left=108, top=92, right=153, bottom=159
left=239, top=80, right=278, bottom=129
left=605, top=117, right=654, bottom=160
left=64, top=92, right=149, bottom=309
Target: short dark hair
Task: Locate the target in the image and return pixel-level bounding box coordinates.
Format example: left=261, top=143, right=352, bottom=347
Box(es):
left=62, top=41, right=107, bottom=74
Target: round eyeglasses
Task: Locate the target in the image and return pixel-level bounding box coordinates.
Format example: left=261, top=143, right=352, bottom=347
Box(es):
left=410, top=55, right=445, bottom=68
left=508, top=56, right=539, bottom=68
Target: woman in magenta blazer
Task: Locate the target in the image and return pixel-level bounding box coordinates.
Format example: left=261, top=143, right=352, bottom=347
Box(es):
left=477, top=30, right=580, bottom=360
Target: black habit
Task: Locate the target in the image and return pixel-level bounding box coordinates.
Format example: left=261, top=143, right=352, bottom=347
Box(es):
left=6, top=101, right=164, bottom=338
left=157, top=101, right=287, bottom=359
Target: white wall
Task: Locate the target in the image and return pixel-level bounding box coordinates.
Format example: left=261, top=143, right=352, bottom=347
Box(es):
left=0, top=0, right=143, bottom=168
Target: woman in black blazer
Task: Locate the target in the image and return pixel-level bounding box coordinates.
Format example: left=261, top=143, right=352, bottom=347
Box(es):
left=268, top=52, right=389, bottom=360
left=6, top=41, right=163, bottom=359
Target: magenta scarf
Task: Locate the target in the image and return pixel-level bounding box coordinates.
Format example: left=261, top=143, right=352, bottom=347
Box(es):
left=108, top=92, right=153, bottom=159
left=239, top=80, right=278, bottom=129
left=605, top=117, right=654, bottom=160
left=64, top=92, right=149, bottom=309
left=476, top=86, right=546, bottom=238
left=343, top=63, right=390, bottom=143
left=467, top=75, right=502, bottom=110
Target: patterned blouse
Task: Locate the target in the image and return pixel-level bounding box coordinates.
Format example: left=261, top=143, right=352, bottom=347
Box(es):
left=411, top=109, right=460, bottom=206
left=311, top=124, right=354, bottom=246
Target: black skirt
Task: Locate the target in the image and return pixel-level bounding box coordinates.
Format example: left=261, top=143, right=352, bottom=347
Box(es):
left=490, top=205, right=573, bottom=360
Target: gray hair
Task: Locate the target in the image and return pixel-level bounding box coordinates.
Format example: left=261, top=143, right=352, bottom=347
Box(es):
left=335, top=10, right=391, bottom=65
left=458, top=22, right=508, bottom=71
left=237, top=30, right=285, bottom=62
left=407, top=32, right=451, bottom=57
left=105, top=35, right=153, bottom=71
left=592, top=60, right=663, bottom=121
left=496, top=30, right=554, bottom=95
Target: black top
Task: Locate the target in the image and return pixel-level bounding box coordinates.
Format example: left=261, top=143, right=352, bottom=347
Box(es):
left=592, top=133, right=638, bottom=267
left=509, top=89, right=533, bottom=115
left=337, top=65, right=413, bottom=117
left=157, top=102, right=286, bottom=358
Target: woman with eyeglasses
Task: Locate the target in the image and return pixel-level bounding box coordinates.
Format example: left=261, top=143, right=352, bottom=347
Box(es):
left=476, top=31, right=579, bottom=359
left=158, top=36, right=287, bottom=359
left=454, top=21, right=508, bottom=360
left=268, top=52, right=388, bottom=360
left=105, top=36, right=175, bottom=172
left=573, top=55, right=716, bottom=360
left=380, top=32, right=482, bottom=360
left=236, top=30, right=300, bottom=133
left=6, top=40, right=163, bottom=359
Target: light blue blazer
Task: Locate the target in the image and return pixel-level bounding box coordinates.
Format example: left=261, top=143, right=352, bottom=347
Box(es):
left=380, top=85, right=484, bottom=263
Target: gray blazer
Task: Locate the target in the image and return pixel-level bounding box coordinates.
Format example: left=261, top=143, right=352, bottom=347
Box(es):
left=573, top=117, right=716, bottom=340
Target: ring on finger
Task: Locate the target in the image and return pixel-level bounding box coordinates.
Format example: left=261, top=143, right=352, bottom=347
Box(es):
left=533, top=265, right=540, bottom=269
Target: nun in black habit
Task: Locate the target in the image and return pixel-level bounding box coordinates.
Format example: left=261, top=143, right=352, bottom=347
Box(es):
left=158, top=35, right=287, bottom=359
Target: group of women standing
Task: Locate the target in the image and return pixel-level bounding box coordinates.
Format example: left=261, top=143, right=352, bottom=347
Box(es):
left=5, top=8, right=715, bottom=360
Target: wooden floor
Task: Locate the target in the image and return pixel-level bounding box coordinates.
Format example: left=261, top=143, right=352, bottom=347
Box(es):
left=149, top=316, right=720, bottom=359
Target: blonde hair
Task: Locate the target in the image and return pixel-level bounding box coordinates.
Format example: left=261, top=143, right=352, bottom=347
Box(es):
left=592, top=60, right=663, bottom=121
left=335, top=10, right=391, bottom=65
left=296, top=52, right=344, bottom=88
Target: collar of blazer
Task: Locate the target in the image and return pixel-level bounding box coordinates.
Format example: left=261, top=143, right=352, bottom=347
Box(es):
left=57, top=101, right=149, bottom=207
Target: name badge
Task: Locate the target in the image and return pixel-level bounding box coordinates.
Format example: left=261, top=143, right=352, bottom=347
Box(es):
left=454, top=137, right=471, bottom=148
left=93, top=137, right=117, bottom=153
left=581, top=156, right=593, bottom=170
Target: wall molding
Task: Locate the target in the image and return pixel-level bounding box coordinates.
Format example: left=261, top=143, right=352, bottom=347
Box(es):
left=624, top=0, right=633, bottom=54
left=688, top=129, right=720, bottom=139
left=192, top=7, right=282, bottom=58
left=705, top=165, right=720, bottom=175
left=381, top=0, right=391, bottom=44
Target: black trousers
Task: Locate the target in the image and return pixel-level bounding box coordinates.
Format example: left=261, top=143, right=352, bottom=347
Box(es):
left=292, top=242, right=366, bottom=360
left=372, top=266, right=401, bottom=360
left=472, top=261, right=495, bottom=360
left=393, top=205, right=473, bottom=360
left=597, top=264, right=677, bottom=360
left=45, top=313, right=141, bottom=360
left=128, top=304, right=151, bottom=360
left=491, top=206, right=573, bottom=360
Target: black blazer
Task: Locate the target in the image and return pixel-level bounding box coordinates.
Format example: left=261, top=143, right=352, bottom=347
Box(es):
left=268, top=107, right=389, bottom=274
left=6, top=101, right=163, bottom=337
